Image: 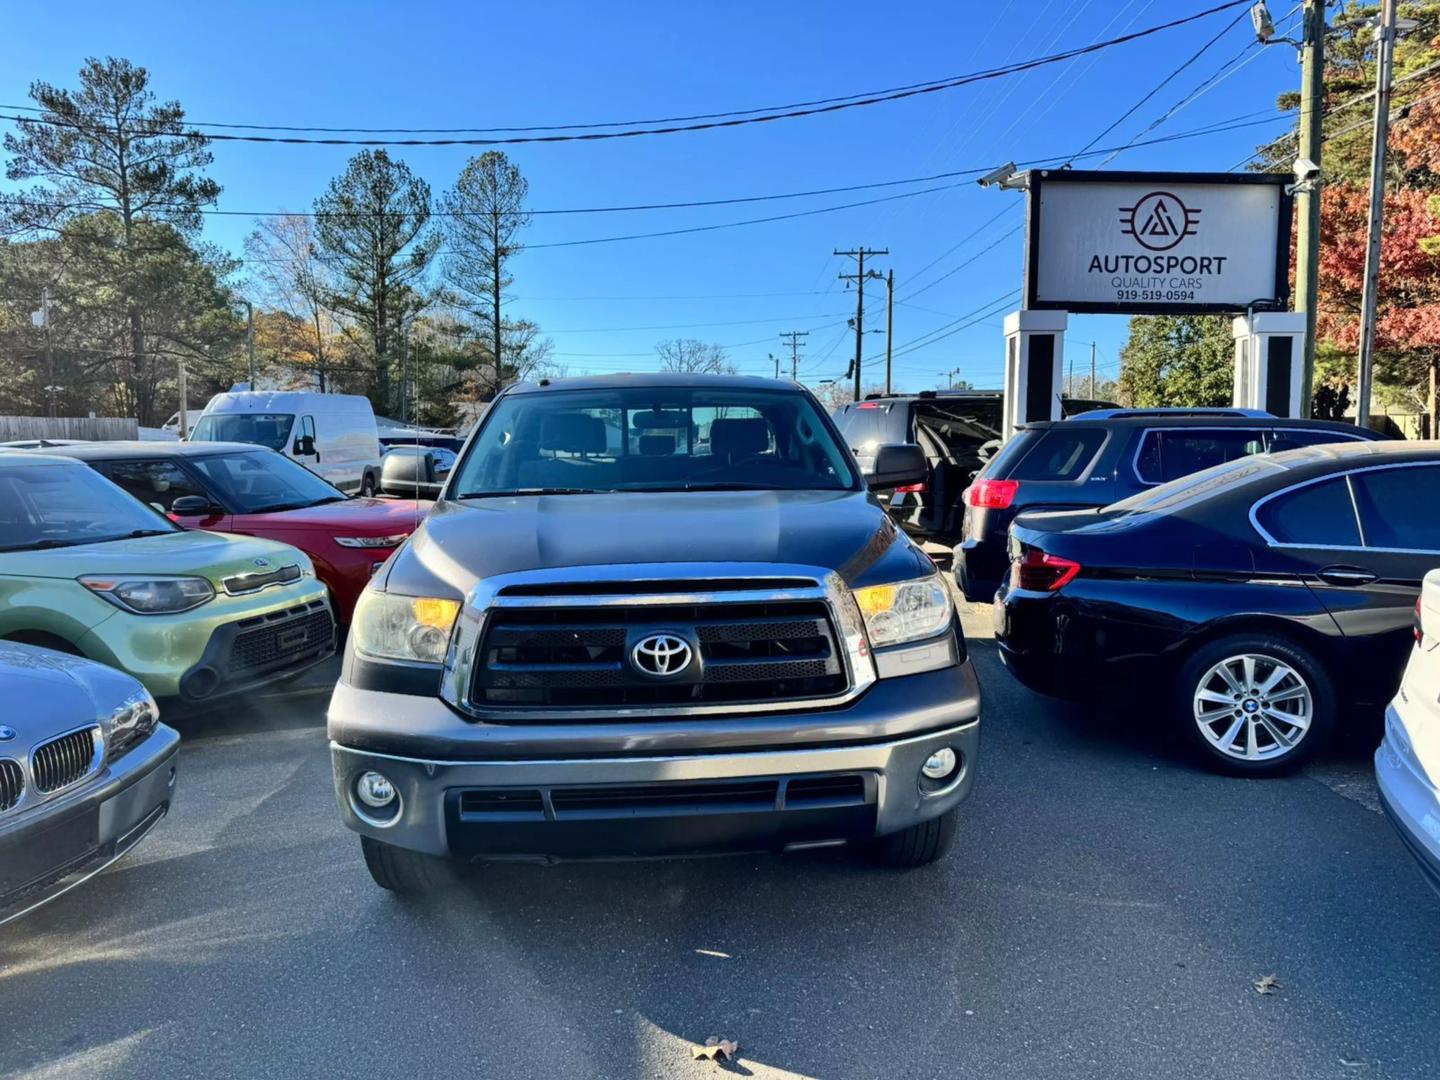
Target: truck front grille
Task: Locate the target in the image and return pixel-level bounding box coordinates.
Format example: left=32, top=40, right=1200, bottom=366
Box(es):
left=471, top=599, right=849, bottom=713
left=31, top=727, right=100, bottom=794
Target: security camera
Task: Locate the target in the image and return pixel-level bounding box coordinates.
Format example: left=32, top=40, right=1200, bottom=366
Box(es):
left=977, top=161, right=1018, bottom=188
left=1293, top=157, right=1320, bottom=184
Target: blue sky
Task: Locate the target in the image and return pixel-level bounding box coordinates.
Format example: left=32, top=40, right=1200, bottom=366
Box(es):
left=0, top=0, right=1302, bottom=392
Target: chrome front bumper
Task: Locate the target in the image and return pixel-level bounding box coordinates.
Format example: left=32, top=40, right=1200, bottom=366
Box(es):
left=331, top=719, right=978, bottom=859
left=0, top=725, right=180, bottom=926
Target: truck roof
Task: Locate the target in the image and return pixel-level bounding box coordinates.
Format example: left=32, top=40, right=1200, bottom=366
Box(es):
left=505, top=373, right=802, bottom=395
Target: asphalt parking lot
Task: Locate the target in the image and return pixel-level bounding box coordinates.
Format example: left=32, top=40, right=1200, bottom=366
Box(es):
left=2, top=600, right=1437, bottom=1080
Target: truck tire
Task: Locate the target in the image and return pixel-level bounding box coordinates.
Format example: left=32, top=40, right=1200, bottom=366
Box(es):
left=868, top=808, right=959, bottom=868
left=360, top=836, right=451, bottom=896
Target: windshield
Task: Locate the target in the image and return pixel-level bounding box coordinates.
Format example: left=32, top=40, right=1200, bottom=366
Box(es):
left=189, top=449, right=345, bottom=514
left=450, top=387, right=857, bottom=496
left=190, top=412, right=295, bottom=451
left=0, top=460, right=178, bottom=551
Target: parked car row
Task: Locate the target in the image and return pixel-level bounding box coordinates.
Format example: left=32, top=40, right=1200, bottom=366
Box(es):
left=0, top=436, right=429, bottom=922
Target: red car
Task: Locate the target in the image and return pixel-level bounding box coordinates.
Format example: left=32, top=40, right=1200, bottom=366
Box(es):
left=51, top=442, right=429, bottom=623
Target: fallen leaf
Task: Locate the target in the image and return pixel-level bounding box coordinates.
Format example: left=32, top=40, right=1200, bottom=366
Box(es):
left=692, top=1037, right=740, bottom=1062
left=1254, top=974, right=1280, bottom=995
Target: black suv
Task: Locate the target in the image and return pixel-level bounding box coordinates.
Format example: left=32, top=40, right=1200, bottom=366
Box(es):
left=832, top=391, right=1116, bottom=549
left=954, top=409, right=1386, bottom=603
left=328, top=374, right=981, bottom=893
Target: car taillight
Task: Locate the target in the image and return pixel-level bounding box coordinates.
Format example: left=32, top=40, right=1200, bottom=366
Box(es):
left=896, top=482, right=927, bottom=493
left=1013, top=548, right=1081, bottom=592
left=968, top=478, right=1019, bottom=509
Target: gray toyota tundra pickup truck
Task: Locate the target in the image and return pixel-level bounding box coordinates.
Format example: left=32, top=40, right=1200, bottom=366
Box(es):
left=327, top=374, right=982, bottom=893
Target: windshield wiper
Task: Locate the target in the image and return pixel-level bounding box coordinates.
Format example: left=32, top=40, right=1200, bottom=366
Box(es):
left=0, top=529, right=169, bottom=552
left=457, top=487, right=606, bottom=498
left=248, top=501, right=310, bottom=514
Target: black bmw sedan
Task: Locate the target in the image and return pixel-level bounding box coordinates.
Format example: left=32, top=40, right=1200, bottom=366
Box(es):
left=993, top=441, right=1440, bottom=775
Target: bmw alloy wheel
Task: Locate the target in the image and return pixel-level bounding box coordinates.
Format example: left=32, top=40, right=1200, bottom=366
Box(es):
left=1192, top=653, right=1313, bottom=762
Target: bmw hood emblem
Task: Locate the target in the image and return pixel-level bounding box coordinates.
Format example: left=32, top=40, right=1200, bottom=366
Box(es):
left=0, top=726, right=15, bottom=742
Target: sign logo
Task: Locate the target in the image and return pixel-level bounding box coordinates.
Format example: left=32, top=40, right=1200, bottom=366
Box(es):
left=1120, top=191, right=1201, bottom=252
left=630, top=634, right=693, bottom=678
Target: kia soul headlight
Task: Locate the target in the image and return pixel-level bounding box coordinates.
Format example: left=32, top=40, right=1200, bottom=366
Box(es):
left=80, top=575, right=215, bottom=614
left=852, top=573, right=953, bottom=648
left=352, top=590, right=460, bottom=664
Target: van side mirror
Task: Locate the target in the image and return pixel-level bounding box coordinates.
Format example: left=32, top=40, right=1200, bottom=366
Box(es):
left=294, top=434, right=315, bottom=456
left=864, top=443, right=927, bottom=490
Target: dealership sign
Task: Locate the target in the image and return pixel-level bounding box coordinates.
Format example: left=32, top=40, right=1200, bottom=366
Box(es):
left=1022, top=170, right=1293, bottom=315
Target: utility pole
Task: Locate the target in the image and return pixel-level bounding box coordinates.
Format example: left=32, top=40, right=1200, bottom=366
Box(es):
left=41, top=286, right=55, bottom=418
left=243, top=299, right=256, bottom=388
left=1356, top=0, right=1398, bottom=431
left=836, top=246, right=888, bottom=401
left=1067, top=347, right=1074, bottom=400
left=779, top=330, right=808, bottom=381
left=1294, top=0, right=1326, bottom=417
left=770, top=353, right=780, bottom=379
left=944, top=366, right=962, bottom=390
left=884, top=269, right=895, bottom=395
left=1090, top=341, right=1097, bottom=399
left=178, top=358, right=189, bottom=439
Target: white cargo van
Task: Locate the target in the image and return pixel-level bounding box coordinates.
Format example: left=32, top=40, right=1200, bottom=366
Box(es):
left=190, top=391, right=383, bottom=495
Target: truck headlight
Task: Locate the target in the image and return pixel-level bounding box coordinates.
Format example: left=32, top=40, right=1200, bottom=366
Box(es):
left=81, top=575, right=215, bottom=614
left=852, top=573, right=953, bottom=648
left=107, top=688, right=159, bottom=761
left=352, top=590, right=460, bottom=664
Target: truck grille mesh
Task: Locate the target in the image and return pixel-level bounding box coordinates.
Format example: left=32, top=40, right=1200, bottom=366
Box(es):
left=31, top=727, right=99, bottom=794
left=471, top=600, right=848, bottom=713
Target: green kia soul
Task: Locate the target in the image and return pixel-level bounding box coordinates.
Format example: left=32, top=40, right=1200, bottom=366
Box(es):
left=0, top=453, right=335, bottom=701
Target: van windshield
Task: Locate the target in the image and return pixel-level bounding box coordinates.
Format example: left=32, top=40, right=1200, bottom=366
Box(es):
left=191, top=412, right=294, bottom=451
left=451, top=387, right=858, bottom=496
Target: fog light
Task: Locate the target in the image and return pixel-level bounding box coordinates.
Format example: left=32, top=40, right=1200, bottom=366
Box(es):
left=356, top=771, right=396, bottom=808
left=921, top=748, right=958, bottom=780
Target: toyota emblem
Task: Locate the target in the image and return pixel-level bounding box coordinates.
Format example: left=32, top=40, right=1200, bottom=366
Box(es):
left=630, top=634, right=693, bottom=678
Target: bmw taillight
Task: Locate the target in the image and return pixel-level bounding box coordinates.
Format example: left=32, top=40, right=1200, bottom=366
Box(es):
left=968, top=478, right=1019, bottom=509
left=1013, top=548, right=1081, bottom=592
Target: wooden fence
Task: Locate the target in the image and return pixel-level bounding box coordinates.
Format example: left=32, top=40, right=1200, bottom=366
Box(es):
left=0, top=415, right=139, bottom=441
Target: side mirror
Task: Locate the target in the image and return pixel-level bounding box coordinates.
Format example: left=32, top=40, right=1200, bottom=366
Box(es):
left=294, top=435, right=315, bottom=456
left=864, top=443, right=928, bottom=490
left=170, top=495, right=215, bottom=516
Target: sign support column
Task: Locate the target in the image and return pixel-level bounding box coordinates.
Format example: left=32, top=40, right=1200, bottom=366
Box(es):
left=1232, top=312, right=1307, bottom=417
left=1003, top=310, right=1067, bottom=439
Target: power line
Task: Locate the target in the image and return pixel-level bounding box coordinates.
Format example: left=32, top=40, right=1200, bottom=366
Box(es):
left=0, top=2, right=1254, bottom=148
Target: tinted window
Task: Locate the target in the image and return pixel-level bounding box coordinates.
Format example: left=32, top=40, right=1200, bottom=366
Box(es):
left=95, top=459, right=207, bottom=512
left=1268, top=428, right=1366, bottom=453
left=833, top=403, right=907, bottom=454
left=912, top=400, right=1004, bottom=460
left=1010, top=428, right=1106, bottom=482
left=1254, top=477, right=1361, bottom=547
left=1350, top=465, right=1440, bottom=550
left=1135, top=429, right=1268, bottom=484
left=980, top=428, right=1041, bottom=479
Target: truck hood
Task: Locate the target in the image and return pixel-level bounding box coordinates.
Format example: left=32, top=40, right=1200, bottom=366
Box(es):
left=253, top=497, right=428, bottom=533
left=385, top=490, right=933, bottom=598
left=6, top=528, right=312, bottom=587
